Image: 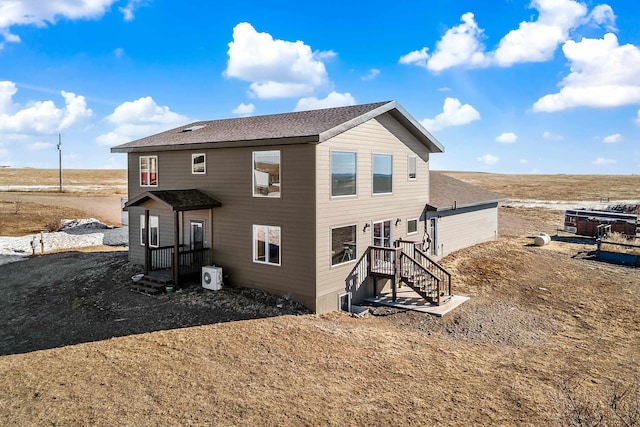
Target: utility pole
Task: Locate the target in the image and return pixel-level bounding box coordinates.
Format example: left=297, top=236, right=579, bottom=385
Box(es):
left=57, top=134, right=62, bottom=193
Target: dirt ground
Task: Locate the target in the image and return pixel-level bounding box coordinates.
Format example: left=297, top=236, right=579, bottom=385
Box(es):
left=0, top=171, right=639, bottom=426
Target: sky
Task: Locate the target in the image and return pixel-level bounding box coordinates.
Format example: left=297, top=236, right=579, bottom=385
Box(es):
left=0, top=0, right=639, bottom=174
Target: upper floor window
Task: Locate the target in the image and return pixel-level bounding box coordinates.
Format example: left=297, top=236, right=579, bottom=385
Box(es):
left=253, top=225, right=281, bottom=265
left=140, top=156, right=158, bottom=187
left=253, top=150, right=280, bottom=197
left=331, top=151, right=357, bottom=197
left=372, top=154, right=392, bottom=194
left=192, top=153, right=206, bottom=174
left=408, top=156, right=417, bottom=180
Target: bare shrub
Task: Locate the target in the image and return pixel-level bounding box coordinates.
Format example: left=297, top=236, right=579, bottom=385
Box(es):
left=555, top=373, right=640, bottom=426
left=44, top=216, right=64, bottom=232
left=13, top=196, right=22, bottom=214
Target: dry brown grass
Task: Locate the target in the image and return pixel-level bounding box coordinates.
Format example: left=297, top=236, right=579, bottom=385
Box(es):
left=0, top=199, right=89, bottom=235
left=0, top=168, right=126, bottom=195
left=442, top=171, right=640, bottom=200
left=0, top=171, right=639, bottom=425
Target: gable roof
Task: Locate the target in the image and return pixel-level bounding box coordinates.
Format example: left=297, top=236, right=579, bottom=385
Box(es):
left=427, top=171, right=507, bottom=212
left=110, top=101, right=444, bottom=154
left=124, top=189, right=222, bottom=211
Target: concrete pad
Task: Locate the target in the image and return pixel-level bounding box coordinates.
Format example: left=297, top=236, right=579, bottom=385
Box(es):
left=364, top=287, right=469, bottom=317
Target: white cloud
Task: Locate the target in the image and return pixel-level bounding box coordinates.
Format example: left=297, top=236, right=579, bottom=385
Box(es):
left=588, top=4, right=617, bottom=31
left=114, top=47, right=124, bottom=57
left=232, top=102, right=255, bottom=116
left=477, top=154, right=500, bottom=165
left=27, top=142, right=54, bottom=151
left=118, top=0, right=145, bottom=21
left=602, top=133, right=623, bottom=143
left=294, top=92, right=356, bottom=112
left=533, top=33, right=640, bottom=112
left=0, top=81, right=92, bottom=134
left=592, top=157, right=616, bottom=165
left=96, top=97, right=189, bottom=146
left=543, top=131, right=564, bottom=141
left=225, top=22, right=331, bottom=99
left=361, top=69, right=380, bottom=81
left=420, top=97, right=480, bottom=131
left=399, top=48, right=430, bottom=69
left=519, top=159, right=528, bottom=164
left=493, top=0, right=587, bottom=67
left=0, top=0, right=147, bottom=47
left=417, top=12, right=488, bottom=72
left=496, top=132, right=518, bottom=144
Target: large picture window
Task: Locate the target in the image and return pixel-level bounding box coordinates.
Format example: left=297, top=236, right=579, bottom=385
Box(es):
left=140, top=215, right=159, bottom=247
left=372, top=154, right=392, bottom=194
left=331, top=151, right=357, bottom=197
left=253, top=151, right=280, bottom=197
left=192, top=153, right=206, bottom=174
left=140, top=156, right=158, bottom=187
left=331, top=225, right=357, bottom=266
left=253, top=225, right=281, bottom=265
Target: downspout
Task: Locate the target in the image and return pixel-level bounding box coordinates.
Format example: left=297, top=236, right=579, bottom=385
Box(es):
left=173, top=210, right=180, bottom=287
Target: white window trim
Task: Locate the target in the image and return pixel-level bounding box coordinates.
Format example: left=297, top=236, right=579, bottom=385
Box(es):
left=338, top=292, right=352, bottom=313
left=252, top=150, right=281, bottom=198
left=330, top=224, right=358, bottom=267
left=140, top=214, right=159, bottom=248
left=330, top=151, right=358, bottom=199
left=372, top=219, right=393, bottom=247
left=408, top=155, right=417, bottom=181
left=407, top=218, right=419, bottom=235
left=372, top=153, right=393, bottom=195
left=192, top=153, right=206, bottom=175
left=252, top=224, right=281, bottom=266
left=139, top=155, right=158, bottom=187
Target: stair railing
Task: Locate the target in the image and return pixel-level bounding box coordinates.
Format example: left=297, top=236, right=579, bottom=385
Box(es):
left=399, top=251, right=442, bottom=304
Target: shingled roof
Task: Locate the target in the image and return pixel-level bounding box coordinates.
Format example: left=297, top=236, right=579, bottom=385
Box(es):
left=427, top=172, right=507, bottom=211
left=111, top=101, right=444, bottom=153
left=124, top=189, right=222, bottom=211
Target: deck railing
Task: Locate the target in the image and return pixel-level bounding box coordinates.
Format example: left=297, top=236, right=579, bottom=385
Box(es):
left=395, top=239, right=451, bottom=297
left=149, top=246, right=210, bottom=279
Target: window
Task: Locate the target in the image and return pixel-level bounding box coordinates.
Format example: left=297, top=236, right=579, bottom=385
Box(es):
left=253, top=151, right=280, bottom=197
left=407, top=218, right=418, bottom=235
left=253, top=225, right=281, bottom=265
left=140, top=156, right=158, bottom=187
left=408, top=156, right=417, bottom=180
left=373, top=220, right=392, bottom=247
left=372, top=154, right=392, bottom=194
left=331, top=225, right=357, bottom=266
left=331, top=151, right=357, bottom=197
left=140, top=215, right=159, bottom=247
left=192, top=153, right=206, bottom=174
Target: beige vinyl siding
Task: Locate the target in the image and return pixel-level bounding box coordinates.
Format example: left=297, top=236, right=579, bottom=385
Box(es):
left=315, top=114, right=431, bottom=312
left=430, top=204, right=499, bottom=258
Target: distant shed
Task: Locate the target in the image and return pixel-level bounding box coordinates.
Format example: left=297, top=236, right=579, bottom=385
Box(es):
left=424, top=172, right=507, bottom=258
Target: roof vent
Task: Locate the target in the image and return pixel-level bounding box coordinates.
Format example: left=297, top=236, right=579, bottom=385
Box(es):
left=181, top=124, right=206, bottom=133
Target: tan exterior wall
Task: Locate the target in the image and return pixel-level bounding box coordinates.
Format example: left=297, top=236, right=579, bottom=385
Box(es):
left=427, top=204, right=499, bottom=258
left=314, top=115, right=432, bottom=313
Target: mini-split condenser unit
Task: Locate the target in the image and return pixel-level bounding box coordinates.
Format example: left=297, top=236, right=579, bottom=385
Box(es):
left=202, top=266, right=223, bottom=291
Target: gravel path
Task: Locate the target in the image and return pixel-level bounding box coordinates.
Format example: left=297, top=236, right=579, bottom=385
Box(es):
left=0, top=218, right=128, bottom=266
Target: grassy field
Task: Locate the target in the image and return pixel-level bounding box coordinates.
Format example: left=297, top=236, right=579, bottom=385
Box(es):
left=0, top=170, right=639, bottom=425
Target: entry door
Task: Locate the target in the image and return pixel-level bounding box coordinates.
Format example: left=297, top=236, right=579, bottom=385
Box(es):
left=190, top=221, right=204, bottom=250
left=429, top=218, right=438, bottom=256
left=373, top=220, right=392, bottom=247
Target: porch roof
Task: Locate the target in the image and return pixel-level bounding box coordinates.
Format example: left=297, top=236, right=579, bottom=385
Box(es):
left=124, top=189, right=222, bottom=211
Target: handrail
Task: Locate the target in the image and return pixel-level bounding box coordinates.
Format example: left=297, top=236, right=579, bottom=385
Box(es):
left=412, top=246, right=451, bottom=297
left=345, top=247, right=370, bottom=296
left=399, top=251, right=442, bottom=304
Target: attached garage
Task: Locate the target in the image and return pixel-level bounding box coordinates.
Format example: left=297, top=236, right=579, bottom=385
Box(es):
left=424, top=172, right=507, bottom=259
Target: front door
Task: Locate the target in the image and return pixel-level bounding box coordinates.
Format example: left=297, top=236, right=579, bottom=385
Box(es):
left=373, top=220, right=392, bottom=248
left=190, top=221, right=204, bottom=250
left=429, top=218, right=438, bottom=256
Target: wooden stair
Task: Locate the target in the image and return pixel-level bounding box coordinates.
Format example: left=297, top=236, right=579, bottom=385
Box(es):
left=130, top=274, right=173, bottom=296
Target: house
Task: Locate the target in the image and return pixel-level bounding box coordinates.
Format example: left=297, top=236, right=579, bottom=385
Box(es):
left=111, top=101, right=504, bottom=314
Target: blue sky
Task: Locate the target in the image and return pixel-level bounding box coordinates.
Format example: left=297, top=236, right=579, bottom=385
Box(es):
left=0, top=0, right=639, bottom=174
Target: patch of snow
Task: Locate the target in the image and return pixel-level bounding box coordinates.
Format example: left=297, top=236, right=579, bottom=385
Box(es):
left=0, top=219, right=128, bottom=266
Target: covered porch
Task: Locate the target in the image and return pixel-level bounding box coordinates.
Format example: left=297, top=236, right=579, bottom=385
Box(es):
left=125, top=189, right=222, bottom=292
